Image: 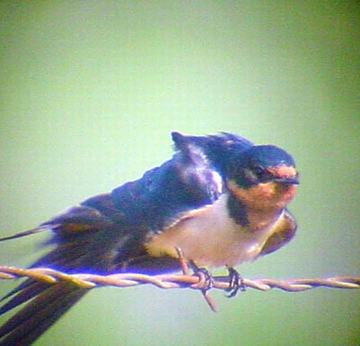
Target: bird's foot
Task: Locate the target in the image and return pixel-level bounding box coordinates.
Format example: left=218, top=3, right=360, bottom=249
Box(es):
left=225, top=267, right=246, bottom=298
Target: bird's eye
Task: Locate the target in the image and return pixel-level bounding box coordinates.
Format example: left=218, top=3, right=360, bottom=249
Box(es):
left=254, top=165, right=266, bottom=178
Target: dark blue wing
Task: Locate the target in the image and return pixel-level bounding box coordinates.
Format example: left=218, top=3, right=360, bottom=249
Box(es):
left=111, top=136, right=224, bottom=232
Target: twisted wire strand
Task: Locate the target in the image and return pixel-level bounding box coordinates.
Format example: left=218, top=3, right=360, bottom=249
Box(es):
left=0, top=266, right=359, bottom=292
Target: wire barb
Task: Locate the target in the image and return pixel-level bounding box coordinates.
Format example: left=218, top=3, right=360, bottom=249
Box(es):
left=0, top=266, right=359, bottom=293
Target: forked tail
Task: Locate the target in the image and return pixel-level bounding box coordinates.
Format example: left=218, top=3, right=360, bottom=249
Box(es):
left=0, top=283, right=87, bottom=345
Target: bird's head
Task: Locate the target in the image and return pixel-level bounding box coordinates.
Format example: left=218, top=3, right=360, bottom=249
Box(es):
left=226, top=145, right=299, bottom=210
left=171, top=132, right=299, bottom=210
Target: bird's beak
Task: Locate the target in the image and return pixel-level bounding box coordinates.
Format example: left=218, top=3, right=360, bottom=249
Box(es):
left=273, top=177, right=299, bottom=185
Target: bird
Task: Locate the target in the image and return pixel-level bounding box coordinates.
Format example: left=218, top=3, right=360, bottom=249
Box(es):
left=0, top=132, right=299, bottom=345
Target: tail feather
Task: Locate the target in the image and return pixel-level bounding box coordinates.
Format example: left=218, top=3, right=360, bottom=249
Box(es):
left=0, top=279, right=35, bottom=303
left=0, top=193, right=122, bottom=344
left=0, top=283, right=87, bottom=345
left=0, top=240, right=91, bottom=317
left=0, top=227, right=48, bottom=242
left=0, top=281, right=48, bottom=315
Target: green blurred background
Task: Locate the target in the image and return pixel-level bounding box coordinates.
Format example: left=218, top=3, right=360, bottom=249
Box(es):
left=0, top=1, right=359, bottom=345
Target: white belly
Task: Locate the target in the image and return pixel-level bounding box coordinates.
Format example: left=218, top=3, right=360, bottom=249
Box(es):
left=146, top=194, right=277, bottom=267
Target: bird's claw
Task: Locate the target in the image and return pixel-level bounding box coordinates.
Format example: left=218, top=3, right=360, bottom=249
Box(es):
left=225, top=267, right=246, bottom=298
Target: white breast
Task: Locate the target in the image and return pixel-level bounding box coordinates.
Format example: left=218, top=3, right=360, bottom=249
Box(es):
left=146, top=194, right=279, bottom=267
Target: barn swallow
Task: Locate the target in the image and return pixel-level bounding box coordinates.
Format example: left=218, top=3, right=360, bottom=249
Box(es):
left=0, top=132, right=299, bottom=345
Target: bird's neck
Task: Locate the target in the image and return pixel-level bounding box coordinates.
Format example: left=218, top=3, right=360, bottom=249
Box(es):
left=226, top=179, right=297, bottom=232
left=227, top=193, right=283, bottom=232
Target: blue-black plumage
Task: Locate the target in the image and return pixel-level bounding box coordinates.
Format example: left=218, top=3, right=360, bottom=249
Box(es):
left=0, top=132, right=299, bottom=345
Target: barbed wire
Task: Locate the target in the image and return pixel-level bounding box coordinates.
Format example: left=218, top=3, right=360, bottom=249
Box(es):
left=1, top=265, right=359, bottom=311
left=0, top=265, right=359, bottom=292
